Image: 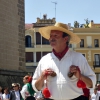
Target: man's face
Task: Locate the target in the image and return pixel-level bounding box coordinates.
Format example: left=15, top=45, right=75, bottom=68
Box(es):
left=13, top=85, right=19, bottom=91
left=49, top=30, right=68, bottom=48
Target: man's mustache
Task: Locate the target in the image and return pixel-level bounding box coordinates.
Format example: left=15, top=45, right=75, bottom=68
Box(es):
left=49, top=39, right=56, bottom=43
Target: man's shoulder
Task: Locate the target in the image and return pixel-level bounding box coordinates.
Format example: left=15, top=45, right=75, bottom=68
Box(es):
left=69, top=50, right=85, bottom=62
left=69, top=50, right=83, bottom=57
left=10, top=90, right=15, bottom=95
left=10, top=90, right=14, bottom=93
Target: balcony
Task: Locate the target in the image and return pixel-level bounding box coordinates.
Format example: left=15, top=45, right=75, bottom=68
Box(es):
left=93, top=61, right=100, bottom=69
left=26, top=61, right=38, bottom=67
left=87, top=46, right=92, bottom=48
left=26, top=60, right=33, bottom=62
left=25, top=43, right=34, bottom=48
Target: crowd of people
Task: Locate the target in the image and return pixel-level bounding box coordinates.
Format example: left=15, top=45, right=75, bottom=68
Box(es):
left=0, top=75, right=44, bottom=100
left=0, top=83, right=22, bottom=100
left=0, top=80, right=100, bottom=100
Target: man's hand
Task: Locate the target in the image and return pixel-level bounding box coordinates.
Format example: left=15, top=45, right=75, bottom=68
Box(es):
left=69, top=65, right=81, bottom=79
left=40, top=69, right=56, bottom=80
left=68, top=65, right=93, bottom=88
left=44, top=69, right=56, bottom=77
left=35, top=69, right=56, bottom=91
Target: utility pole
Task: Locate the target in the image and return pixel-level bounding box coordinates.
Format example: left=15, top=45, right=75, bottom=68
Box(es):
left=51, top=1, right=57, bottom=20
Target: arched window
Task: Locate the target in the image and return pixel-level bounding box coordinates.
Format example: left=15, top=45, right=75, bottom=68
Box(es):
left=25, top=35, right=31, bottom=47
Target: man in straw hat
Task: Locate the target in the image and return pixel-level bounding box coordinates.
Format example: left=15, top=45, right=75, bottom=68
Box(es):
left=32, top=22, right=96, bottom=100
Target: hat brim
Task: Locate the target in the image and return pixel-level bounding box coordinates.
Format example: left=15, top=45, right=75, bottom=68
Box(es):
left=39, top=26, right=81, bottom=44
left=12, top=85, right=17, bottom=87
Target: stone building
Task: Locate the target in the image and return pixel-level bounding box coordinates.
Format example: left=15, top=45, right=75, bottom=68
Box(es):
left=0, top=0, right=25, bottom=71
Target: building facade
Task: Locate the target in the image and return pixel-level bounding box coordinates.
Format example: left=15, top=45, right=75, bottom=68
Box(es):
left=25, top=15, right=56, bottom=72
left=0, top=0, right=25, bottom=71
left=73, top=24, right=100, bottom=83
left=25, top=15, right=73, bottom=72
left=25, top=18, right=100, bottom=82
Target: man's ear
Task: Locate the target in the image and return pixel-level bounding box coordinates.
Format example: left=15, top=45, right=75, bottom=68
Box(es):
left=64, top=36, right=69, bottom=42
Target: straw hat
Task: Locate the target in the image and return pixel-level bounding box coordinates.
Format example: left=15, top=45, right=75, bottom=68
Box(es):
left=39, top=22, right=81, bottom=44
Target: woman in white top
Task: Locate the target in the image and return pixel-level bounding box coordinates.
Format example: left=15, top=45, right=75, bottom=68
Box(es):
left=20, top=75, right=35, bottom=100
left=2, top=87, right=10, bottom=100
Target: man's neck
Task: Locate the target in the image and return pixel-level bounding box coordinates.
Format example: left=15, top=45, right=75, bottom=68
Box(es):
left=54, top=45, right=67, bottom=53
left=53, top=46, right=69, bottom=60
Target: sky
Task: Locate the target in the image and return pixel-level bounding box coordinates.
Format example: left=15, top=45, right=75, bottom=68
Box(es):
left=25, top=0, right=100, bottom=26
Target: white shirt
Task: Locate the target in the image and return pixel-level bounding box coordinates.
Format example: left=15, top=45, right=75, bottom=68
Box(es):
left=0, top=93, right=3, bottom=100
left=32, top=49, right=96, bottom=100
left=20, top=84, right=30, bottom=100
left=91, top=93, right=96, bottom=100
left=2, top=93, right=10, bottom=100
left=15, top=91, right=20, bottom=100
left=95, top=91, right=100, bottom=100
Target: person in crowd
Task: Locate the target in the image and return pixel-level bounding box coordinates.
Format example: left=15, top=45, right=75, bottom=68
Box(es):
left=20, top=75, right=35, bottom=100
left=0, top=86, right=3, bottom=100
left=17, top=83, right=21, bottom=91
left=10, top=83, right=22, bottom=100
left=90, top=87, right=98, bottom=100
left=2, top=87, right=10, bottom=100
left=95, top=84, right=100, bottom=100
left=32, top=22, right=96, bottom=100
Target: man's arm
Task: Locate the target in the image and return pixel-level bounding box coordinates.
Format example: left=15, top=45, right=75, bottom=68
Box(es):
left=33, top=69, right=56, bottom=91
left=70, top=65, right=93, bottom=88
left=80, top=74, right=93, bottom=88
left=35, top=76, right=45, bottom=91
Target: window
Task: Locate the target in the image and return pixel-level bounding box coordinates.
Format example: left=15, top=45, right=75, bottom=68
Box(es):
left=94, top=54, right=100, bottom=66
left=69, top=44, right=72, bottom=48
left=26, top=52, right=33, bottom=62
left=95, top=73, right=100, bottom=83
left=42, top=52, right=50, bottom=56
left=25, top=35, right=31, bottom=47
left=80, top=39, right=84, bottom=47
left=36, top=52, right=41, bottom=62
left=36, top=32, right=41, bottom=44
left=94, top=39, right=99, bottom=47
left=42, top=37, right=50, bottom=45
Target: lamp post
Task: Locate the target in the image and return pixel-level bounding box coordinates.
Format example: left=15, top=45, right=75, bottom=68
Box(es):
left=51, top=1, right=57, bottom=20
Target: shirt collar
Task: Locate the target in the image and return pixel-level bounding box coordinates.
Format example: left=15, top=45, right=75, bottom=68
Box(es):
left=52, top=46, right=69, bottom=60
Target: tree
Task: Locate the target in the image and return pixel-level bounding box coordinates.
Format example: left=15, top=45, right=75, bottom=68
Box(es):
left=84, top=18, right=90, bottom=28
left=74, top=21, right=79, bottom=28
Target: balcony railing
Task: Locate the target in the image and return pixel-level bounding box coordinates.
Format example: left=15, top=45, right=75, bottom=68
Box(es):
left=25, top=43, right=34, bottom=48
left=87, top=46, right=92, bottom=48
left=93, top=61, right=100, bottom=69
left=26, top=60, right=33, bottom=62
